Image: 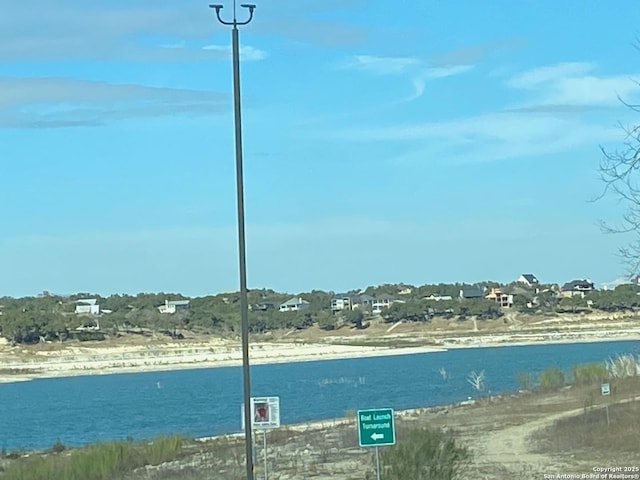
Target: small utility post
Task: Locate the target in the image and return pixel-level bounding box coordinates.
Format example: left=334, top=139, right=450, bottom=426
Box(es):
left=263, top=430, right=268, bottom=480
left=601, top=382, right=611, bottom=427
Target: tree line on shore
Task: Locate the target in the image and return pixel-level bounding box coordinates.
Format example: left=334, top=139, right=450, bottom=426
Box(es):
left=1, top=281, right=640, bottom=345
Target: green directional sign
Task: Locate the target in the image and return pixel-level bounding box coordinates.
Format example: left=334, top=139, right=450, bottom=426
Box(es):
left=357, top=408, right=396, bottom=447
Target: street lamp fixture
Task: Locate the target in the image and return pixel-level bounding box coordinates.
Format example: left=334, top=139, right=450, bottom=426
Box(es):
left=209, top=2, right=256, bottom=479
left=210, top=3, right=256, bottom=25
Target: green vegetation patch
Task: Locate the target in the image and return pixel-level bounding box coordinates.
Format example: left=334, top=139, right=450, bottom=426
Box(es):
left=537, top=367, right=566, bottom=392
left=0, top=435, right=184, bottom=480
left=382, top=427, right=471, bottom=480
left=571, top=362, right=608, bottom=385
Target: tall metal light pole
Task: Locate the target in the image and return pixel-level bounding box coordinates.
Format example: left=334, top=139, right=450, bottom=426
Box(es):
left=209, top=2, right=256, bottom=479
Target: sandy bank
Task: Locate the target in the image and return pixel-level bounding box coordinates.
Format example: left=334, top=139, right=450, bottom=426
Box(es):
left=1, top=329, right=639, bottom=384
left=439, top=330, right=640, bottom=348
left=0, top=342, right=445, bottom=383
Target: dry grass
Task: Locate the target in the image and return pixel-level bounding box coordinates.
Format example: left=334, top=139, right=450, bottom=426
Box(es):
left=533, top=399, right=640, bottom=455
left=284, top=311, right=640, bottom=348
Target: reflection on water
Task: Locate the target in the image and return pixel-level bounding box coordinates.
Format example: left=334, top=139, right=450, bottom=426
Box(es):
left=317, top=376, right=366, bottom=387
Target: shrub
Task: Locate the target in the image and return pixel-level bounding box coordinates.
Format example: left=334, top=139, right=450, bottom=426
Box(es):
left=606, top=354, right=640, bottom=378
left=317, top=314, right=337, bottom=331
left=515, top=371, right=536, bottom=390
left=538, top=367, right=565, bottom=392
left=143, top=434, right=183, bottom=465
left=571, top=363, right=608, bottom=385
left=51, top=439, right=66, bottom=453
left=381, top=427, right=471, bottom=480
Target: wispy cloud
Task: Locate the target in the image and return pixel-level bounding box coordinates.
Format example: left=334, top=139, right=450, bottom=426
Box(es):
left=503, top=104, right=607, bottom=114
left=0, top=2, right=364, bottom=61
left=506, top=62, right=594, bottom=89
left=505, top=62, right=640, bottom=110
left=435, top=39, right=526, bottom=67
left=268, top=0, right=367, bottom=13
left=330, top=54, right=640, bottom=166
left=340, top=40, right=517, bottom=101
left=343, top=57, right=474, bottom=101
left=0, top=3, right=219, bottom=61
left=343, top=55, right=421, bottom=75
left=256, top=18, right=366, bottom=48
left=161, top=41, right=187, bottom=50
left=342, top=112, right=621, bottom=164
left=202, top=44, right=268, bottom=61
left=0, top=77, right=227, bottom=129
left=346, top=112, right=552, bottom=142
left=407, top=65, right=474, bottom=101
left=342, top=53, right=474, bottom=101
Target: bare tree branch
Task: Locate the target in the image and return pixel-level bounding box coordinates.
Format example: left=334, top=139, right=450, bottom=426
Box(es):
left=598, top=79, right=640, bottom=278
left=467, top=370, right=485, bottom=392
left=617, top=93, right=640, bottom=112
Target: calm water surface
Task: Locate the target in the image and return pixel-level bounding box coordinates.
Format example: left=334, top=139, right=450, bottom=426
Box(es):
left=0, top=340, right=638, bottom=451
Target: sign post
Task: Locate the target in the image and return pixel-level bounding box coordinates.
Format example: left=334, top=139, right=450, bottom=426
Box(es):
left=357, top=408, right=395, bottom=480
left=601, top=383, right=611, bottom=426
left=262, top=430, right=267, bottom=480
left=242, top=397, right=280, bottom=480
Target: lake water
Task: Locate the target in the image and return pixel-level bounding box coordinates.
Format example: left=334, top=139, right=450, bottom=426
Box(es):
left=1, top=340, right=638, bottom=451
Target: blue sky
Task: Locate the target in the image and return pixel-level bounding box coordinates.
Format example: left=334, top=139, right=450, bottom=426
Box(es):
left=2, top=0, right=640, bottom=297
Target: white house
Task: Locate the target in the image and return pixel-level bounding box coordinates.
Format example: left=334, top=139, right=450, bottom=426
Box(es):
left=517, top=274, right=539, bottom=287
left=158, top=299, right=190, bottom=314
left=330, top=294, right=353, bottom=312
left=279, top=297, right=310, bottom=312
left=371, top=294, right=396, bottom=314
left=423, top=294, right=453, bottom=302
left=560, top=280, right=595, bottom=298
left=75, top=299, right=100, bottom=315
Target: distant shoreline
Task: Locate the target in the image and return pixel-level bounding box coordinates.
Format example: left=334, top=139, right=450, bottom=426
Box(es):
left=441, top=332, right=640, bottom=349
left=0, top=343, right=445, bottom=384
left=1, top=331, right=639, bottom=384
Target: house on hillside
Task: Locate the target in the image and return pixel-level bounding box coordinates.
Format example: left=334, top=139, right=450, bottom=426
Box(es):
left=397, top=285, right=413, bottom=295
left=352, top=294, right=374, bottom=310
left=517, top=274, right=539, bottom=287
left=561, top=279, right=595, bottom=298
left=254, top=301, right=276, bottom=311
left=347, top=293, right=397, bottom=313
left=424, top=294, right=453, bottom=302
left=75, top=299, right=100, bottom=315
left=158, top=299, right=190, bottom=314
left=331, top=293, right=354, bottom=313
left=371, top=294, right=396, bottom=314
left=485, top=288, right=513, bottom=308
left=279, top=297, right=310, bottom=312
left=459, top=288, right=485, bottom=300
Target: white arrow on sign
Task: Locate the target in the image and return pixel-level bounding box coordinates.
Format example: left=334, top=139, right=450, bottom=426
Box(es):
left=371, top=433, right=384, bottom=441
